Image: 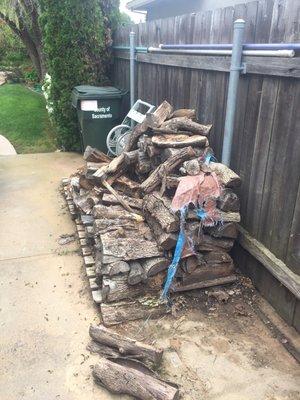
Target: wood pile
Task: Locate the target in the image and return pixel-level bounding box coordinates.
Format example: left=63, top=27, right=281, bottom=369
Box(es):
left=62, top=100, right=241, bottom=325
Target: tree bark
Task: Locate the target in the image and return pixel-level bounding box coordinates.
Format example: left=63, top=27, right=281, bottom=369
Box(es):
left=89, top=324, right=163, bottom=366
left=100, top=297, right=169, bottom=326
left=141, top=146, right=196, bottom=193
left=93, top=358, right=179, bottom=400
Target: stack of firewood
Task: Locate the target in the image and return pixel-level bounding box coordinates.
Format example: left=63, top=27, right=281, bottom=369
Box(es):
left=62, top=101, right=241, bottom=325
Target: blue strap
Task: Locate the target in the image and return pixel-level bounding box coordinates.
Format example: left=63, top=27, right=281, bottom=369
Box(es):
left=161, top=207, right=186, bottom=299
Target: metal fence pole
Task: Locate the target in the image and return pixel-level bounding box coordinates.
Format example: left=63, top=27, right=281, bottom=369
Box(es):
left=221, top=19, right=245, bottom=166
left=129, top=31, right=136, bottom=109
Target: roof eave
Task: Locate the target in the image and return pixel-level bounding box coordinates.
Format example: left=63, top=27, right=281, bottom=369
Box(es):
left=126, top=0, right=156, bottom=11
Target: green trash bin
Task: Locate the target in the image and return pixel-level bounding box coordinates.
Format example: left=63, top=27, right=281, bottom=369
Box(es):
left=72, top=85, right=126, bottom=152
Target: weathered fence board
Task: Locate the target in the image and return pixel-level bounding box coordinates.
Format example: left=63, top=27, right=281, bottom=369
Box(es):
left=112, top=0, right=300, bottom=330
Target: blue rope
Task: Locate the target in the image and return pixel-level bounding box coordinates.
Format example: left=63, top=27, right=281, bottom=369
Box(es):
left=161, top=207, right=186, bottom=299
left=204, top=153, right=217, bottom=165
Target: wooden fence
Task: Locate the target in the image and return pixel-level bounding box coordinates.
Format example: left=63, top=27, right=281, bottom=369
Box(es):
left=112, top=0, right=300, bottom=331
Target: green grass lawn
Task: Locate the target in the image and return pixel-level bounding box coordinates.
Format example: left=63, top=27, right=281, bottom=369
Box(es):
left=0, top=83, right=57, bottom=153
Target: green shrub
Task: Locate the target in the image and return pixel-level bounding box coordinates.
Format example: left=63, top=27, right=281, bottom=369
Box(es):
left=23, top=67, right=39, bottom=84
left=40, top=0, right=119, bottom=151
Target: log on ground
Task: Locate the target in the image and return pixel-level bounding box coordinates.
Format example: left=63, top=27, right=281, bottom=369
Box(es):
left=89, top=324, right=163, bottom=366
left=93, top=358, right=179, bottom=400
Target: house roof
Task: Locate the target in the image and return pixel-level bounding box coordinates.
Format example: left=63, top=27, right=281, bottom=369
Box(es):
left=126, top=0, right=157, bottom=11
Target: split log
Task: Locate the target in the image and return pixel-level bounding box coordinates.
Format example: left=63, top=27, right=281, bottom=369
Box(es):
left=171, top=275, right=237, bottom=293
left=93, top=153, right=126, bottom=181
left=137, top=149, right=152, bottom=174
left=93, top=204, right=143, bottom=222
left=204, top=162, right=241, bottom=188
left=187, top=209, right=241, bottom=223
left=196, top=235, right=234, bottom=252
left=147, top=144, right=161, bottom=158
left=181, top=158, right=201, bottom=175
left=93, top=358, right=179, bottom=400
left=128, top=261, right=145, bottom=285
left=143, top=192, right=179, bottom=233
left=98, top=261, right=131, bottom=277
left=102, top=179, right=143, bottom=218
left=102, top=274, right=144, bottom=302
left=204, top=251, right=233, bottom=264
left=100, top=233, right=162, bottom=264
left=218, top=211, right=241, bottom=223
left=79, top=175, right=95, bottom=190
left=165, top=175, right=180, bottom=189
left=102, top=273, right=163, bottom=302
left=102, top=193, right=143, bottom=209
left=89, top=324, right=163, bottom=366
left=204, top=222, right=238, bottom=239
left=125, top=101, right=173, bottom=151
left=142, top=257, right=169, bottom=277
left=152, top=134, right=208, bottom=148
left=114, top=175, right=140, bottom=194
left=180, top=263, right=234, bottom=285
left=138, top=134, right=153, bottom=152
left=94, top=217, right=138, bottom=234
left=100, top=297, right=169, bottom=326
left=144, top=209, right=178, bottom=250
left=162, top=147, right=205, bottom=162
left=86, top=162, right=108, bottom=175
left=81, top=214, right=94, bottom=226
left=145, top=100, right=173, bottom=128
left=123, top=150, right=139, bottom=165
left=158, top=116, right=212, bottom=136
left=141, top=146, right=196, bottom=193
left=170, top=108, right=196, bottom=119
left=217, top=189, right=240, bottom=212
left=84, top=145, right=111, bottom=163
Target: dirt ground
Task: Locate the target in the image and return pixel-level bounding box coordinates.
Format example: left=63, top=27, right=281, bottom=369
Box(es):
left=0, top=152, right=299, bottom=400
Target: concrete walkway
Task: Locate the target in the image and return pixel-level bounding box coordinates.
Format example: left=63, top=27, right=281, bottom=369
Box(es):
left=0, top=152, right=299, bottom=400
left=0, top=135, right=17, bottom=155
left=0, top=153, right=119, bottom=400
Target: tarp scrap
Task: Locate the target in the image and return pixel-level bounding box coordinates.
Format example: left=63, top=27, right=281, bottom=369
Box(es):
left=162, top=171, right=224, bottom=298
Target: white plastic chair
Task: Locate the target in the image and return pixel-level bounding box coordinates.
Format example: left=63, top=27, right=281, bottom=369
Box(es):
left=106, top=99, right=155, bottom=156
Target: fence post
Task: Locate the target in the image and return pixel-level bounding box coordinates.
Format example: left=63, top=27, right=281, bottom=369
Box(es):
left=129, top=31, right=136, bottom=109
left=221, top=19, right=245, bottom=166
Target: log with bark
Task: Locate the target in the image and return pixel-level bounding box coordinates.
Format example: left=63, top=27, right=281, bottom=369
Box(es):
left=100, top=232, right=162, bottom=264
left=203, top=162, right=241, bottom=188
left=156, top=116, right=212, bottom=136
left=101, top=193, right=143, bottom=209
left=100, top=297, right=169, bottom=326
left=141, top=146, right=196, bottom=193
left=169, top=108, right=196, bottom=119
left=152, top=134, right=209, bottom=148
left=143, top=192, right=179, bottom=233
left=217, top=188, right=240, bottom=212
left=125, top=100, right=173, bottom=151
left=84, top=145, right=112, bottom=163
left=89, top=324, right=163, bottom=366
left=93, top=358, right=179, bottom=400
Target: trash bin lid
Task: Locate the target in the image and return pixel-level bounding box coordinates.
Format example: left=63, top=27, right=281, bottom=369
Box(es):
left=72, top=85, right=125, bottom=107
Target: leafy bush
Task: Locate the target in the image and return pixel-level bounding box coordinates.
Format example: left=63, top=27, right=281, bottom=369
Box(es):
left=40, top=0, right=119, bottom=151
left=23, top=67, right=39, bottom=84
